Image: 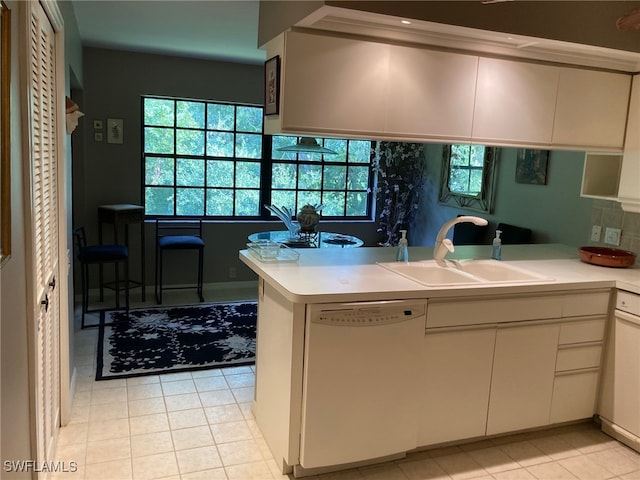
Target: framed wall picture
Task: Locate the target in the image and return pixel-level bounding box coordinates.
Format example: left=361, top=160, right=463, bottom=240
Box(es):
left=264, top=55, right=280, bottom=116
left=515, top=149, right=549, bottom=185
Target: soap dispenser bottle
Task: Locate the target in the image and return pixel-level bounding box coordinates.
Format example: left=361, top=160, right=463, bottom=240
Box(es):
left=491, top=229, right=502, bottom=260
left=396, top=229, right=409, bottom=262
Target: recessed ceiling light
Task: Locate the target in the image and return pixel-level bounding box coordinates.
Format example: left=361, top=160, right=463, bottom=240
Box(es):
left=401, top=20, right=412, bottom=25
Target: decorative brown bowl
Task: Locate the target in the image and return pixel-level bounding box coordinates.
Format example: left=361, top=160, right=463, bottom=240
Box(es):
left=578, top=246, right=637, bottom=268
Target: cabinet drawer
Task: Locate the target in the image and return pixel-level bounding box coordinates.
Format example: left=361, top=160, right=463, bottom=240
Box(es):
left=550, top=371, right=599, bottom=423
left=563, top=292, right=610, bottom=317
left=556, top=345, right=602, bottom=372
left=559, top=318, right=606, bottom=345
left=427, top=295, right=562, bottom=328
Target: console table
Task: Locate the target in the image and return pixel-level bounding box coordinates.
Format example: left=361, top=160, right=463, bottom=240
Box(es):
left=98, top=204, right=145, bottom=301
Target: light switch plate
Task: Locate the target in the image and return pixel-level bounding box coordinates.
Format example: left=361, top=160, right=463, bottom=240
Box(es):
left=591, top=225, right=601, bottom=242
left=604, top=227, right=621, bottom=246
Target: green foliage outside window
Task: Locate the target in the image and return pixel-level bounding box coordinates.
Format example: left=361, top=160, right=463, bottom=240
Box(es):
left=448, top=145, right=485, bottom=195
left=143, top=96, right=373, bottom=219
left=268, top=137, right=372, bottom=218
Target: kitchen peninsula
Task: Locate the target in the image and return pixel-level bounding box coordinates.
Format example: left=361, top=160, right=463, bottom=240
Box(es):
left=239, top=244, right=639, bottom=477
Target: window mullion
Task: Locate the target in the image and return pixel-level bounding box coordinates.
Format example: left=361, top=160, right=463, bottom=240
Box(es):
left=144, top=96, right=373, bottom=219
left=172, top=99, right=178, bottom=216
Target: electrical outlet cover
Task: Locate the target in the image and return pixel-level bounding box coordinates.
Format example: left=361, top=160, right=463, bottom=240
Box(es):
left=591, top=225, right=601, bottom=242
left=604, top=227, right=621, bottom=246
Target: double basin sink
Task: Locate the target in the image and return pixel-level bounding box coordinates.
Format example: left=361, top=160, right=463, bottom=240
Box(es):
left=378, top=259, right=552, bottom=287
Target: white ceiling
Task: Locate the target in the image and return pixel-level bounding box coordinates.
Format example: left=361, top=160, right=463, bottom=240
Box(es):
left=70, top=1, right=640, bottom=70
left=71, top=0, right=266, bottom=65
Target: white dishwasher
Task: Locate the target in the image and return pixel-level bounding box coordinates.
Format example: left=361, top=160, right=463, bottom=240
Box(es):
left=299, top=300, right=426, bottom=470
left=601, top=289, right=640, bottom=453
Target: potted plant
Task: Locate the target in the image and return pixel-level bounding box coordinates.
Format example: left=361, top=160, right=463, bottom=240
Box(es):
left=372, top=141, right=426, bottom=246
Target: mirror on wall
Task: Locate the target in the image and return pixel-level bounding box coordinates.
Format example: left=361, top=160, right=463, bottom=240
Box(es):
left=439, top=144, right=498, bottom=213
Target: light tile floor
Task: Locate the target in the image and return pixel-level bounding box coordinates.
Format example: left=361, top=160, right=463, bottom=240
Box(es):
left=54, top=286, right=640, bottom=480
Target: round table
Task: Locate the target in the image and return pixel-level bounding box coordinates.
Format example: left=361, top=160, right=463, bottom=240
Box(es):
left=248, top=231, right=363, bottom=248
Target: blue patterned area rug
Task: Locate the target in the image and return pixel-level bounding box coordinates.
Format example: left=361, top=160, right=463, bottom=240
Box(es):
left=96, top=302, right=257, bottom=381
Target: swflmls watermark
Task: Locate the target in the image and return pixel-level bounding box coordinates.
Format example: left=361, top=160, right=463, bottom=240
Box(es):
left=3, top=460, right=78, bottom=473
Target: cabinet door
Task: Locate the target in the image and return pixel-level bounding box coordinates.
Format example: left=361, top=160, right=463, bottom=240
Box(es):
left=487, top=323, right=560, bottom=435
left=618, top=74, right=640, bottom=213
left=386, top=46, right=477, bottom=140
left=553, top=68, right=631, bottom=149
left=282, top=31, right=389, bottom=136
left=472, top=57, right=558, bottom=145
left=419, top=327, right=495, bottom=446
left=550, top=371, right=599, bottom=424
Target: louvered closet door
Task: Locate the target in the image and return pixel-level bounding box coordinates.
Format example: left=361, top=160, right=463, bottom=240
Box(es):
left=27, top=1, right=60, bottom=466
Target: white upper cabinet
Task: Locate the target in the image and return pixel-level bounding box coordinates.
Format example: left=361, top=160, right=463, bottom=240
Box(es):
left=385, top=46, right=478, bottom=141
left=472, top=57, right=559, bottom=146
left=618, top=74, right=640, bottom=213
left=266, top=31, right=633, bottom=151
left=553, top=68, right=631, bottom=150
left=279, top=31, right=389, bottom=136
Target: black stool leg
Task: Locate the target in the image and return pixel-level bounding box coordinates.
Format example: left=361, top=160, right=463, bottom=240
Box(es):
left=157, top=249, right=163, bottom=304
left=198, top=247, right=204, bottom=302
left=99, top=263, right=104, bottom=302
left=124, top=257, right=130, bottom=315
left=155, top=244, right=160, bottom=304
left=114, top=260, right=120, bottom=309
left=81, top=262, right=88, bottom=329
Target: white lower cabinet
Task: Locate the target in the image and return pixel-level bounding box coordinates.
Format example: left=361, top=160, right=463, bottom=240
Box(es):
left=486, top=323, right=560, bottom=436
left=420, top=326, right=496, bottom=446
left=550, top=370, right=600, bottom=424
left=551, top=317, right=606, bottom=424
left=419, top=292, right=609, bottom=448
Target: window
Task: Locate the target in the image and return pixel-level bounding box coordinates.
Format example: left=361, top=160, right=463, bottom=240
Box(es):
left=270, top=136, right=373, bottom=218
left=143, top=95, right=374, bottom=219
left=143, top=97, right=263, bottom=216
left=439, top=144, right=498, bottom=213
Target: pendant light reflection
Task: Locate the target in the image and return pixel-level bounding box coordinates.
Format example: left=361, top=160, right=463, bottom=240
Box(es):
left=276, top=136, right=337, bottom=155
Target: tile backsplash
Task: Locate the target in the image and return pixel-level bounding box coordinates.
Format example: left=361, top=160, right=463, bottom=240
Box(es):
left=590, top=200, right=640, bottom=255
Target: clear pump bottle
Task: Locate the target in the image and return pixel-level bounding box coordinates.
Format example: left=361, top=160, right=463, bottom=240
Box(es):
left=491, top=229, right=502, bottom=260
left=396, top=229, right=409, bottom=262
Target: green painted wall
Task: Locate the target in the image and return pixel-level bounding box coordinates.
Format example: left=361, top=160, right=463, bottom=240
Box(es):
left=413, top=145, right=594, bottom=248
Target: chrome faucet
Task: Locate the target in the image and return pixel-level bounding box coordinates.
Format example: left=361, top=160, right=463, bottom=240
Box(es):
left=434, top=216, right=488, bottom=265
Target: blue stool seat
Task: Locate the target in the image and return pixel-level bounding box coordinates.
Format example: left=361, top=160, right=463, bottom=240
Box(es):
left=74, top=227, right=129, bottom=328
left=155, top=219, right=205, bottom=304
left=158, top=235, right=205, bottom=249
left=79, top=244, right=128, bottom=262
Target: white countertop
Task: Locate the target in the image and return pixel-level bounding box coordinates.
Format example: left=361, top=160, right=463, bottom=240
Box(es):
left=239, top=244, right=640, bottom=303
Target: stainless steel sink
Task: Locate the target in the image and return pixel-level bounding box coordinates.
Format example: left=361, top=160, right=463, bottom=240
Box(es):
left=378, top=260, right=551, bottom=286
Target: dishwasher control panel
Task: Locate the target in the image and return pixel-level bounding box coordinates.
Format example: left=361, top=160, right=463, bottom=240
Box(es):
left=616, top=290, right=640, bottom=316
left=313, top=303, right=427, bottom=327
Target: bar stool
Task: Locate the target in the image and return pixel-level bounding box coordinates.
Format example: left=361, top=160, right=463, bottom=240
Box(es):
left=73, top=227, right=129, bottom=329
left=155, top=218, right=205, bottom=304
